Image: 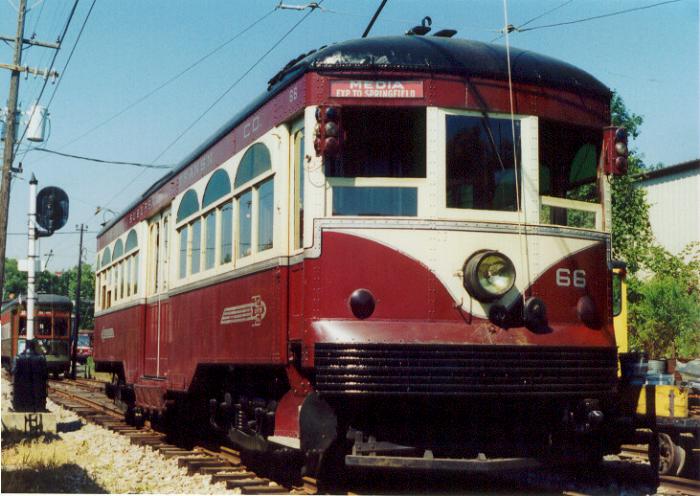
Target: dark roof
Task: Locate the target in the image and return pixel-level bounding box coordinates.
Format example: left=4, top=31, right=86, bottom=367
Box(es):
left=1, top=294, right=72, bottom=313
left=99, top=36, right=610, bottom=238
left=269, top=36, right=610, bottom=98
left=634, top=159, right=700, bottom=183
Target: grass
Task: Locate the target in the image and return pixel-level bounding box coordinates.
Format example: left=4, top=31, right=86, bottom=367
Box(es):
left=1, top=435, right=107, bottom=493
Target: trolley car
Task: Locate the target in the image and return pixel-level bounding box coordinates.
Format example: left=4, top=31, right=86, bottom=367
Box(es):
left=1, top=294, right=72, bottom=377
left=94, top=33, right=633, bottom=477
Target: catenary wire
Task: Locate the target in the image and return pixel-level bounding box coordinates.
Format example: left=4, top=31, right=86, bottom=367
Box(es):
left=30, top=148, right=173, bottom=168
left=35, top=8, right=276, bottom=160
left=491, top=0, right=574, bottom=41
left=150, top=3, right=323, bottom=165
left=73, top=5, right=318, bottom=230
left=13, top=0, right=80, bottom=155
left=45, top=0, right=95, bottom=109
left=18, top=0, right=96, bottom=164
left=517, top=0, right=680, bottom=33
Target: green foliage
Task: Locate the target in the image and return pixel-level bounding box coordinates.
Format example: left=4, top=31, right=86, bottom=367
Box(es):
left=3, top=258, right=26, bottom=300
left=610, top=95, right=700, bottom=358
left=611, top=93, right=643, bottom=139
left=609, top=95, right=654, bottom=274
left=629, top=269, right=700, bottom=359
left=2, top=258, right=95, bottom=329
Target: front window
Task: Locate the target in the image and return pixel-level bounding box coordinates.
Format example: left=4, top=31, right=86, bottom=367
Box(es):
left=54, top=317, right=68, bottom=337
left=327, top=107, right=424, bottom=217
left=37, top=316, right=51, bottom=336
left=539, top=121, right=602, bottom=228
left=327, top=107, right=426, bottom=178
left=445, top=114, right=521, bottom=211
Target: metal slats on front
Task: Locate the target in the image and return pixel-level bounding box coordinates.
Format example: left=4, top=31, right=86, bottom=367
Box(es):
left=314, top=344, right=618, bottom=397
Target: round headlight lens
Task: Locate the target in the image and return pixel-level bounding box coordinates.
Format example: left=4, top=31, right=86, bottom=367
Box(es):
left=464, top=251, right=516, bottom=302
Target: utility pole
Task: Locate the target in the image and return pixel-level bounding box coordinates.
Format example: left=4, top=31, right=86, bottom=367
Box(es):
left=0, top=0, right=59, bottom=300
left=70, top=223, right=85, bottom=379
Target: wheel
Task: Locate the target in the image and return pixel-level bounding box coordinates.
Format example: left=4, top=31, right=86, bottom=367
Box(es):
left=657, top=432, right=686, bottom=476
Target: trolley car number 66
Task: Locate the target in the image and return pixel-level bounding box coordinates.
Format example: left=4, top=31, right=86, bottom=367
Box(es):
left=556, top=268, right=586, bottom=288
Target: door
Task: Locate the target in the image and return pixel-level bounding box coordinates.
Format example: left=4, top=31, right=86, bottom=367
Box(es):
left=288, top=121, right=305, bottom=342
left=144, top=210, right=170, bottom=377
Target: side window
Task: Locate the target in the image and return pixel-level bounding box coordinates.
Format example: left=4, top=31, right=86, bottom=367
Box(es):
left=234, top=143, right=274, bottom=259
left=179, top=226, right=189, bottom=279
left=202, top=169, right=232, bottom=270
left=220, top=202, right=233, bottom=264
left=176, top=189, right=200, bottom=279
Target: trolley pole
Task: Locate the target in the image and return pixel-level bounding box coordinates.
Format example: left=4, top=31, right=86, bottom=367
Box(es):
left=70, top=224, right=85, bottom=379
left=0, top=0, right=28, bottom=300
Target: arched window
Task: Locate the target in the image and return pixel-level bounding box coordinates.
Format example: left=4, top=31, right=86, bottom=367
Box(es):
left=113, top=239, right=124, bottom=260
left=101, top=247, right=111, bottom=266
left=177, top=189, right=199, bottom=223
left=203, top=170, right=231, bottom=208
left=125, top=229, right=138, bottom=252
left=235, top=143, right=271, bottom=188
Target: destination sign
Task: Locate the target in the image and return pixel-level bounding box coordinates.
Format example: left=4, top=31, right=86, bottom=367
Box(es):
left=330, top=80, right=424, bottom=99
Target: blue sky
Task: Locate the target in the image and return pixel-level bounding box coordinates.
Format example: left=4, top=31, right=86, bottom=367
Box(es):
left=1, top=0, right=698, bottom=270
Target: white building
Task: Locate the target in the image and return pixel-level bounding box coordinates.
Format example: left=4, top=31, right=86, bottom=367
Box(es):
left=635, top=160, right=700, bottom=256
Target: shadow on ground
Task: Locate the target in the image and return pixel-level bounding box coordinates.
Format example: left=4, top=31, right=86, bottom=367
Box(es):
left=1, top=464, right=107, bottom=493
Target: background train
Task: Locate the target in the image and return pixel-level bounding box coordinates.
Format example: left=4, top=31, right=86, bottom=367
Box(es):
left=1, top=294, right=72, bottom=377
left=93, top=33, right=633, bottom=478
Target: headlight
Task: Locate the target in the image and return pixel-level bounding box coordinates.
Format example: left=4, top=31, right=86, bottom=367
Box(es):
left=463, top=251, right=516, bottom=302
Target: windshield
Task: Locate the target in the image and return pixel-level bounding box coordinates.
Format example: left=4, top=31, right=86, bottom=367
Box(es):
left=445, top=114, right=521, bottom=211
left=539, top=120, right=602, bottom=228
left=327, top=107, right=424, bottom=217
left=78, top=334, right=91, bottom=347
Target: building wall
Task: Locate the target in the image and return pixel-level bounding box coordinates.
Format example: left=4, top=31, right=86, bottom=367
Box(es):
left=636, top=162, right=700, bottom=256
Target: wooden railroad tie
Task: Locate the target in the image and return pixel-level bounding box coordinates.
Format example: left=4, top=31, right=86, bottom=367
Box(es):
left=159, top=449, right=198, bottom=459
left=184, top=458, right=230, bottom=475
left=210, top=471, right=256, bottom=484
left=225, top=478, right=270, bottom=489
left=240, top=484, right=288, bottom=494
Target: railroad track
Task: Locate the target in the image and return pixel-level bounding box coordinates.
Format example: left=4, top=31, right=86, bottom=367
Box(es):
left=47, top=379, right=699, bottom=495
left=47, top=378, right=317, bottom=494
left=621, top=444, right=700, bottom=495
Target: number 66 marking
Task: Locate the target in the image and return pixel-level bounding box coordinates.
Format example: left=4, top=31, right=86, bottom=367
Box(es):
left=556, top=268, right=586, bottom=288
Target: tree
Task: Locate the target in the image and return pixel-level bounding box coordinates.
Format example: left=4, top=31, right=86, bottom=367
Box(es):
left=611, top=94, right=700, bottom=358
left=1, top=257, right=95, bottom=329
left=609, top=94, right=654, bottom=274
left=3, top=258, right=25, bottom=300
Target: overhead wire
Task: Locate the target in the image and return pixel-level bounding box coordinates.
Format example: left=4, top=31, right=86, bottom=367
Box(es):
left=18, top=0, right=96, bottom=164
left=45, top=0, right=95, bottom=109
left=30, top=148, right=173, bottom=168
left=37, top=8, right=276, bottom=159
left=150, top=2, right=324, bottom=165
left=13, top=0, right=80, bottom=155
left=516, top=0, right=680, bottom=34
left=75, top=4, right=321, bottom=231
left=491, top=0, right=574, bottom=42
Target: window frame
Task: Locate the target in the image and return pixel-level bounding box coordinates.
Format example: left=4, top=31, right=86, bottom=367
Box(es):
left=435, top=108, right=536, bottom=224
left=232, top=141, right=276, bottom=264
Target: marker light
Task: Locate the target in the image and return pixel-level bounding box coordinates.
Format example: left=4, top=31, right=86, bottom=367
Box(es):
left=604, top=126, right=628, bottom=175
left=463, top=251, right=516, bottom=302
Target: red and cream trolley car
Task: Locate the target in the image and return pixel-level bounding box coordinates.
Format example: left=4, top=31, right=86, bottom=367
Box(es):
left=94, top=34, right=631, bottom=475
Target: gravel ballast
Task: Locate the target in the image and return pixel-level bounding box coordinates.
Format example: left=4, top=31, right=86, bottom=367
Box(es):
left=1, top=372, right=239, bottom=493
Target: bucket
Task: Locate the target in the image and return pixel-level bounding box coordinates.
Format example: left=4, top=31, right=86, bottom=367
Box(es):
left=647, top=359, right=667, bottom=375
left=620, top=352, right=648, bottom=380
